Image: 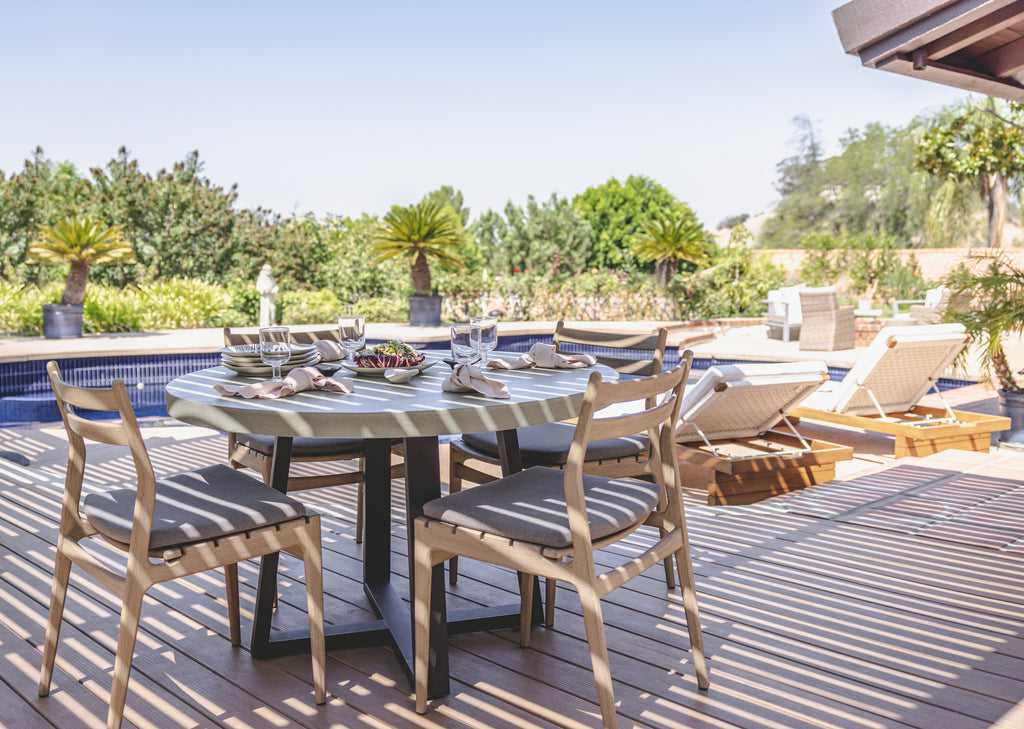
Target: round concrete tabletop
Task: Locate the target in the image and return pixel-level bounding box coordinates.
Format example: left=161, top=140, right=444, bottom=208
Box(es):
left=165, top=353, right=618, bottom=439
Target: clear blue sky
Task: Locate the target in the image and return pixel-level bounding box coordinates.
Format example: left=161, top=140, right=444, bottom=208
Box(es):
left=2, top=1, right=967, bottom=229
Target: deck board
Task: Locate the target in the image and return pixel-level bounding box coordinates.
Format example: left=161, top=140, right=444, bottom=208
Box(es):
left=0, top=426, right=1022, bottom=728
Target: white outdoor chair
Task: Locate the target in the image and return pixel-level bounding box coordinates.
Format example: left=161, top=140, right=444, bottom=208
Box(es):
left=673, top=361, right=853, bottom=504
left=791, top=323, right=1010, bottom=457
left=765, top=283, right=805, bottom=342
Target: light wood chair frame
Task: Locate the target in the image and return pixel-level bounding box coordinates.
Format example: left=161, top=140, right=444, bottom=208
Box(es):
left=39, top=362, right=326, bottom=729
left=414, top=360, right=709, bottom=728
left=224, top=325, right=405, bottom=543
left=447, top=322, right=671, bottom=619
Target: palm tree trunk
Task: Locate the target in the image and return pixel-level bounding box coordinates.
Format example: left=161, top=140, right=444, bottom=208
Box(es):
left=992, top=344, right=1022, bottom=393
left=410, top=252, right=432, bottom=297
left=62, top=261, right=89, bottom=305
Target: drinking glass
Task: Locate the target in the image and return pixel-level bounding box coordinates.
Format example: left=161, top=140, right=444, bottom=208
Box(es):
left=339, top=315, right=366, bottom=360
left=450, top=323, right=479, bottom=365
left=259, top=326, right=290, bottom=381
left=470, top=316, right=498, bottom=364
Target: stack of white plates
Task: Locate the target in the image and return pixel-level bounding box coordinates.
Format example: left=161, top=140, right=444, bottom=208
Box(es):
left=220, top=343, right=320, bottom=377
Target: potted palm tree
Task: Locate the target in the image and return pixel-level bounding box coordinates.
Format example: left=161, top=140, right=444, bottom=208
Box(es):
left=372, top=200, right=465, bottom=326
left=27, top=215, right=135, bottom=338
left=944, top=253, right=1024, bottom=448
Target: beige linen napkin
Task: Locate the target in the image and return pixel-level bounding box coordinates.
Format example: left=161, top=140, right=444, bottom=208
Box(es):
left=215, top=366, right=355, bottom=399
left=313, top=340, right=347, bottom=361
left=441, top=364, right=510, bottom=399
left=488, top=342, right=597, bottom=370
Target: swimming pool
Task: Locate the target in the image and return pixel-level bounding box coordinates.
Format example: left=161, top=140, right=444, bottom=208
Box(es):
left=0, top=335, right=975, bottom=425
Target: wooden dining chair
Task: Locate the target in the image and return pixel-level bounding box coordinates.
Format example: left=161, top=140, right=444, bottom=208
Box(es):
left=447, top=322, right=671, bottom=615
left=39, top=362, right=326, bottom=729
left=414, top=363, right=709, bottom=728
left=223, top=325, right=405, bottom=543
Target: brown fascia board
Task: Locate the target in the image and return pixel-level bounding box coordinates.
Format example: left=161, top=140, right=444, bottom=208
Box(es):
left=877, top=52, right=1024, bottom=100
left=833, top=0, right=1014, bottom=66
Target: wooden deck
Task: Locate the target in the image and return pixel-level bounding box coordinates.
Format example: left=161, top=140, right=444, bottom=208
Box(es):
left=0, top=423, right=1022, bottom=729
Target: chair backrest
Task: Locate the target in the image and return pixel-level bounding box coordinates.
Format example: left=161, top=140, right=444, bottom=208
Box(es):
left=799, top=288, right=840, bottom=317
left=767, top=284, right=806, bottom=324
left=674, top=361, right=828, bottom=442
left=812, top=323, right=967, bottom=415
left=562, top=353, right=692, bottom=547
left=553, top=321, right=667, bottom=377
left=924, top=285, right=948, bottom=309
left=224, top=324, right=341, bottom=347
left=46, top=361, right=158, bottom=551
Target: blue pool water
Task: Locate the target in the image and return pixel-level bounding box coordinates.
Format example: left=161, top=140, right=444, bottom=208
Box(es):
left=0, top=335, right=974, bottom=425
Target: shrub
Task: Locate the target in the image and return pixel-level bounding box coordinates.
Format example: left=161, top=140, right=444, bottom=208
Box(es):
left=82, top=285, right=146, bottom=333
left=0, top=282, right=53, bottom=334
left=278, top=289, right=342, bottom=325
left=136, top=278, right=231, bottom=329
left=354, top=297, right=408, bottom=322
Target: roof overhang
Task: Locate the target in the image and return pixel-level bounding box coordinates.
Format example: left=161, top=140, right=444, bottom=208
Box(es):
left=833, top=0, right=1024, bottom=101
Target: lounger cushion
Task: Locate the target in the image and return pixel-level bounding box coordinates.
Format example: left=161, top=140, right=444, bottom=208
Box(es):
left=423, top=466, right=660, bottom=547
left=675, top=361, right=828, bottom=442
left=461, top=422, right=649, bottom=466
left=84, top=464, right=307, bottom=549
left=799, top=323, right=967, bottom=416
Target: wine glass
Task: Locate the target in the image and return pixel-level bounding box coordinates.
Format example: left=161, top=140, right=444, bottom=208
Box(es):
left=470, top=316, right=497, bottom=364
left=450, top=323, right=478, bottom=365
left=338, top=315, right=365, bottom=360
left=259, top=326, right=290, bottom=381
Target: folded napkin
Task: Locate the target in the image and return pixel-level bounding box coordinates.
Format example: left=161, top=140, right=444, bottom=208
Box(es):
left=441, top=364, right=510, bottom=399
left=313, top=340, right=347, bottom=361
left=214, top=366, right=355, bottom=399
left=487, top=342, right=597, bottom=370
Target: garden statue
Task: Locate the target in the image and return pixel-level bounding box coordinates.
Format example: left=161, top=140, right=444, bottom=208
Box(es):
left=256, top=264, right=277, bottom=327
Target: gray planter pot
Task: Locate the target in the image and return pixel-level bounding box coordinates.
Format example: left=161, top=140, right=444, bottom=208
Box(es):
left=42, top=303, right=84, bottom=339
left=408, top=295, right=443, bottom=327
left=998, top=389, right=1024, bottom=450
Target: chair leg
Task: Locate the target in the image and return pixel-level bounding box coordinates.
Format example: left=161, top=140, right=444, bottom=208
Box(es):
left=545, top=577, right=556, bottom=628
left=674, top=541, right=710, bottom=690
left=299, top=522, right=327, bottom=705
left=518, top=572, right=534, bottom=648
left=447, top=451, right=464, bottom=586
left=38, top=548, right=73, bottom=696
left=577, top=582, right=618, bottom=729
left=413, top=536, right=435, bottom=714
left=107, top=574, right=148, bottom=729
left=224, top=563, right=241, bottom=647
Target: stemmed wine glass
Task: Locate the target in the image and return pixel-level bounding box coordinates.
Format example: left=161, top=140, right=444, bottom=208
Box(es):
left=470, top=316, right=497, bottom=364
left=259, top=326, right=290, bottom=381
left=339, top=315, right=366, bottom=360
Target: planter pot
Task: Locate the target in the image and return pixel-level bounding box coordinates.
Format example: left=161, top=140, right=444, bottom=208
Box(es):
left=997, top=390, right=1024, bottom=451
left=408, top=295, right=443, bottom=327
left=42, top=303, right=84, bottom=339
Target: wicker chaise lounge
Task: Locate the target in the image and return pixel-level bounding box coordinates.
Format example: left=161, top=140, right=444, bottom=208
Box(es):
left=673, top=361, right=854, bottom=505
left=790, top=324, right=1010, bottom=457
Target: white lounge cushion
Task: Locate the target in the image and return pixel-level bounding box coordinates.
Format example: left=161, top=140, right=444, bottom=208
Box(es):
left=675, top=361, right=828, bottom=442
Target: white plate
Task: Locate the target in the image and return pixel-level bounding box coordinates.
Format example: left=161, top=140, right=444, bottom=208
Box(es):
left=340, top=359, right=437, bottom=377
left=220, top=343, right=316, bottom=360
left=222, top=359, right=322, bottom=377
left=222, top=351, right=320, bottom=367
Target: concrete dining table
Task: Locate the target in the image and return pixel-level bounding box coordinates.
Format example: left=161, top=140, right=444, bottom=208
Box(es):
left=165, top=353, right=616, bottom=698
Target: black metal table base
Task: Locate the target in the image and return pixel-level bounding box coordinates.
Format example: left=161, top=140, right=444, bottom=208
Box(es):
left=249, top=430, right=534, bottom=699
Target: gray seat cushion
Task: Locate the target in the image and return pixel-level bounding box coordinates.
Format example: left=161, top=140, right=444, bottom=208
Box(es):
left=236, top=433, right=367, bottom=458
left=461, top=422, right=649, bottom=466
left=83, top=464, right=307, bottom=549
left=422, top=466, right=660, bottom=548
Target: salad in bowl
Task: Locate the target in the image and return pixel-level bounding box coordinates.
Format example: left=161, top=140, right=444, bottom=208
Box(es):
left=352, top=340, right=426, bottom=368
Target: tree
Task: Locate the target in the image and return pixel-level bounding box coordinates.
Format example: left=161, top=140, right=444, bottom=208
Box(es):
left=475, top=194, right=592, bottom=276
left=27, top=215, right=135, bottom=304
left=630, top=208, right=709, bottom=287
left=373, top=200, right=466, bottom=296
left=573, top=175, right=685, bottom=270
left=916, top=99, right=1024, bottom=248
